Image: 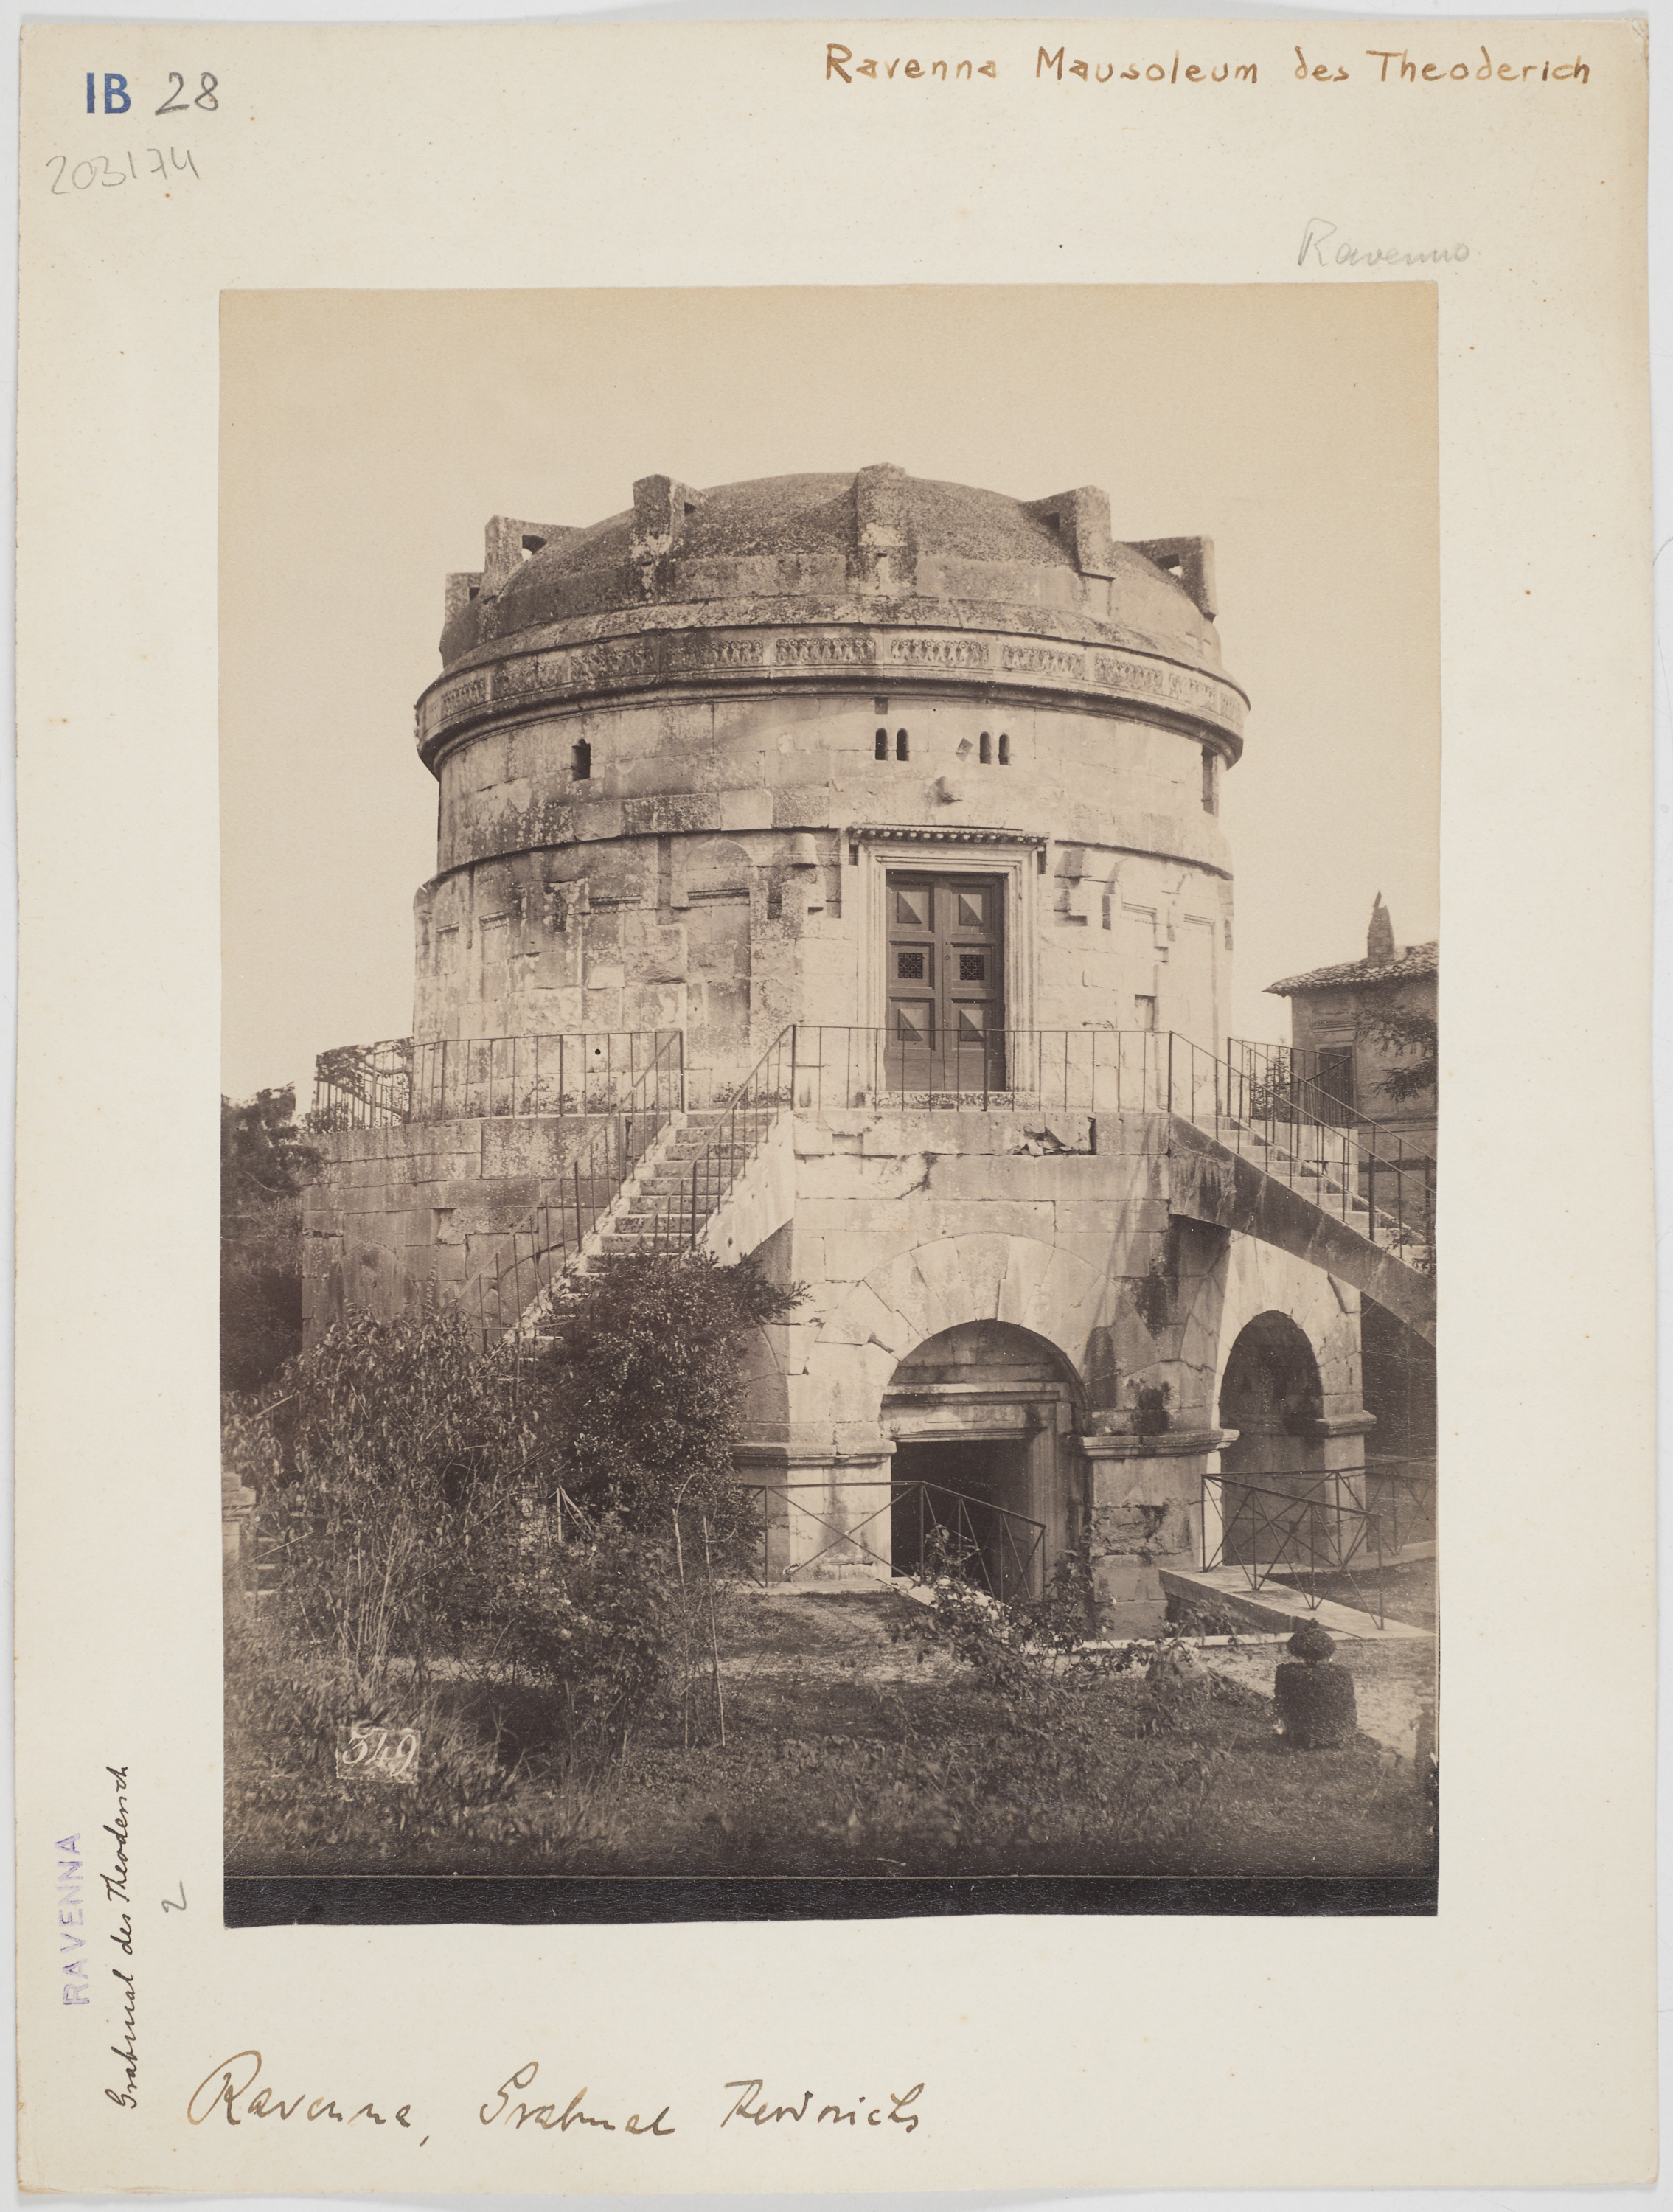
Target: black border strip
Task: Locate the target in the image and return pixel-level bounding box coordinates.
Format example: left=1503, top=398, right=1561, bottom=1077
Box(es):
left=226, top=1871, right=1436, bottom=1926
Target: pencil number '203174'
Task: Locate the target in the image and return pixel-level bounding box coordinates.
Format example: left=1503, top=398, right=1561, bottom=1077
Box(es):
left=46, top=148, right=199, bottom=192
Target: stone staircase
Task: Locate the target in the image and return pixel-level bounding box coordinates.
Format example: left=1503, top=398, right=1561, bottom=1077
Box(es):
left=456, top=1010, right=797, bottom=1352
left=1232, top=1122, right=1432, bottom=1266
left=1167, top=1114, right=1436, bottom=1343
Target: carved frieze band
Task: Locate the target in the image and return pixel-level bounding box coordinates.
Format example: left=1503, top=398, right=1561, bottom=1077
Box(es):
left=846, top=824, right=1048, bottom=847
left=418, top=625, right=1247, bottom=751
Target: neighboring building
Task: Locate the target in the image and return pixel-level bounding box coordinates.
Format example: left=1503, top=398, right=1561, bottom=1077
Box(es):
left=1264, top=897, right=1437, bottom=1152
left=1265, top=900, right=1438, bottom=1472
left=302, top=467, right=1434, bottom=1630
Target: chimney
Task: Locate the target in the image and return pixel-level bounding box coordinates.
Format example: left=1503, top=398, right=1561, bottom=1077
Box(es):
left=1367, top=893, right=1395, bottom=961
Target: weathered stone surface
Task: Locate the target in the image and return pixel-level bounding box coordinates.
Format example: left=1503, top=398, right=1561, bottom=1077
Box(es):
left=299, top=467, right=1409, bottom=1632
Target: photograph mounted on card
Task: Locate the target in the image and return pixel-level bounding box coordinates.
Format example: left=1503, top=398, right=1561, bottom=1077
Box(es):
left=218, top=286, right=1439, bottom=1927
left=15, top=15, right=1654, bottom=2194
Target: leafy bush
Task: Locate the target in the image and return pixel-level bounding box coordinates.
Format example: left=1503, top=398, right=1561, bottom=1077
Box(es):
left=490, top=1518, right=680, bottom=1759
left=221, top=1086, right=322, bottom=1391
left=256, top=1305, right=532, bottom=1686
left=232, top=1254, right=800, bottom=1777
left=527, top=1251, right=804, bottom=1548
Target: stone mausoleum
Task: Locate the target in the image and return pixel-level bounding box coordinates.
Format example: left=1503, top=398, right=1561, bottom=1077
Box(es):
left=303, top=467, right=1435, bottom=1630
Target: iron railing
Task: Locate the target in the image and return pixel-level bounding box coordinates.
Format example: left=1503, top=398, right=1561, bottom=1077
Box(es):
left=1228, top=1038, right=1349, bottom=1123
left=1167, top=1029, right=1435, bottom=1273
left=452, top=1029, right=686, bottom=1347
left=748, top=1478, right=1045, bottom=1602
left=765, top=1026, right=1434, bottom=1274
left=778, top=1023, right=1173, bottom=1116
left=309, top=1037, right=414, bottom=1130
left=1203, top=1458, right=1436, bottom=1631
left=311, top=1029, right=685, bottom=1129
left=635, top=1025, right=799, bottom=1251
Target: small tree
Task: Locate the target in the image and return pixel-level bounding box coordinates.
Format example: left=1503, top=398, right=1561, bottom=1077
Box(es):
left=1357, top=1000, right=1439, bottom=1107
left=221, top=1086, right=323, bottom=1392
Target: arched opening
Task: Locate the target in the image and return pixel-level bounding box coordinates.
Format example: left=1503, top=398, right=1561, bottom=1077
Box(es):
left=882, top=1321, right=1083, bottom=1599
left=1215, top=1310, right=1330, bottom=1568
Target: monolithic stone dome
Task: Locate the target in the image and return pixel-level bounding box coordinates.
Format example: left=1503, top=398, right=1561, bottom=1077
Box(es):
left=422, top=465, right=1245, bottom=769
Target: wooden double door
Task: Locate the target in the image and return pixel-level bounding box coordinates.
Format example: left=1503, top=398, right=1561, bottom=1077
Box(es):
left=885, top=872, right=1006, bottom=1091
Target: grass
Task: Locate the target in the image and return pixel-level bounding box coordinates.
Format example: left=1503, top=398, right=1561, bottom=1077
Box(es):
left=227, top=1587, right=1435, bottom=1882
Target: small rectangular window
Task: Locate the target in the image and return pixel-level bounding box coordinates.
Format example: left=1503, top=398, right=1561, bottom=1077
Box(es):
left=998, top=733, right=1011, bottom=765
left=874, top=728, right=888, bottom=761
left=896, top=729, right=910, bottom=761
left=979, top=731, right=992, bottom=764
left=1134, top=995, right=1157, bottom=1031
left=1201, top=746, right=1219, bottom=814
left=571, top=739, right=591, bottom=781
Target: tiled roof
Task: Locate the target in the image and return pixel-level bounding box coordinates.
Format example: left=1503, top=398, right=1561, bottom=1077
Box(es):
left=1265, top=942, right=1438, bottom=996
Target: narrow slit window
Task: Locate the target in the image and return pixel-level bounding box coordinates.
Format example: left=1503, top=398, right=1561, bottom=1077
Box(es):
left=874, top=728, right=889, bottom=761
left=1201, top=746, right=1219, bottom=814
left=895, top=729, right=909, bottom=761
left=978, top=731, right=992, bottom=764
left=998, top=732, right=1011, bottom=765
left=571, top=738, right=591, bottom=781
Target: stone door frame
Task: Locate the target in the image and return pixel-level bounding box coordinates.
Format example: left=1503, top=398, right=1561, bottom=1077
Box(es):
left=850, top=828, right=1042, bottom=1042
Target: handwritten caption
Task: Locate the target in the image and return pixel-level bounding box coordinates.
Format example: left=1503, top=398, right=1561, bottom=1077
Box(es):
left=185, top=2052, right=930, bottom=2148
left=823, top=38, right=1592, bottom=88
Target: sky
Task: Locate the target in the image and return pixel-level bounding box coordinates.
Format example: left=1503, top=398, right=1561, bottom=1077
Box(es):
left=220, top=285, right=1439, bottom=1105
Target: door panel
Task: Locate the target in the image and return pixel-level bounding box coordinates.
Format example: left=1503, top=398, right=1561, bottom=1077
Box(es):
left=886, top=873, right=1005, bottom=1089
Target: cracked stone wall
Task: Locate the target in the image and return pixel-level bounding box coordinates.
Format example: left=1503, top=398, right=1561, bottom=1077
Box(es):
left=412, top=688, right=1232, bottom=1087
left=727, top=1105, right=1363, bottom=1629
left=301, top=1111, right=619, bottom=1340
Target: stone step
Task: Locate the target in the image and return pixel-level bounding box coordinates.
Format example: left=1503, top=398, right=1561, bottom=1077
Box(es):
left=1158, top=1565, right=1430, bottom=1641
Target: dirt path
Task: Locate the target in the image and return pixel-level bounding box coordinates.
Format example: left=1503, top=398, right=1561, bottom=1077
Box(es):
left=726, top=1588, right=1438, bottom=1759
left=719, top=1587, right=962, bottom=1686
left=1194, top=1637, right=1438, bottom=1756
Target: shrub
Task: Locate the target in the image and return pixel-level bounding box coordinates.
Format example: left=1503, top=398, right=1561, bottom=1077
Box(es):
left=233, top=1254, right=802, bottom=1785
left=489, top=1516, right=679, bottom=1759
left=221, top=1265, right=304, bottom=1394
left=221, top=1086, right=322, bottom=1392
left=527, top=1251, right=804, bottom=1548
left=257, top=1305, right=533, bottom=1686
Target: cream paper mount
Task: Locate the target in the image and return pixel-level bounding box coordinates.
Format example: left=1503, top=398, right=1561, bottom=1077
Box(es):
left=15, top=16, right=1655, bottom=2194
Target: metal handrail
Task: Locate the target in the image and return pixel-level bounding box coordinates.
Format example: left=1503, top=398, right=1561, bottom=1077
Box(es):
left=1162, top=1030, right=1435, bottom=1273
left=312, top=1028, right=685, bottom=1130
left=309, top=1037, right=414, bottom=1130
left=636, top=1025, right=799, bottom=1253
left=451, top=1028, right=687, bottom=1347
left=1201, top=1459, right=1436, bottom=1630
left=747, top=1477, right=1045, bottom=1602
